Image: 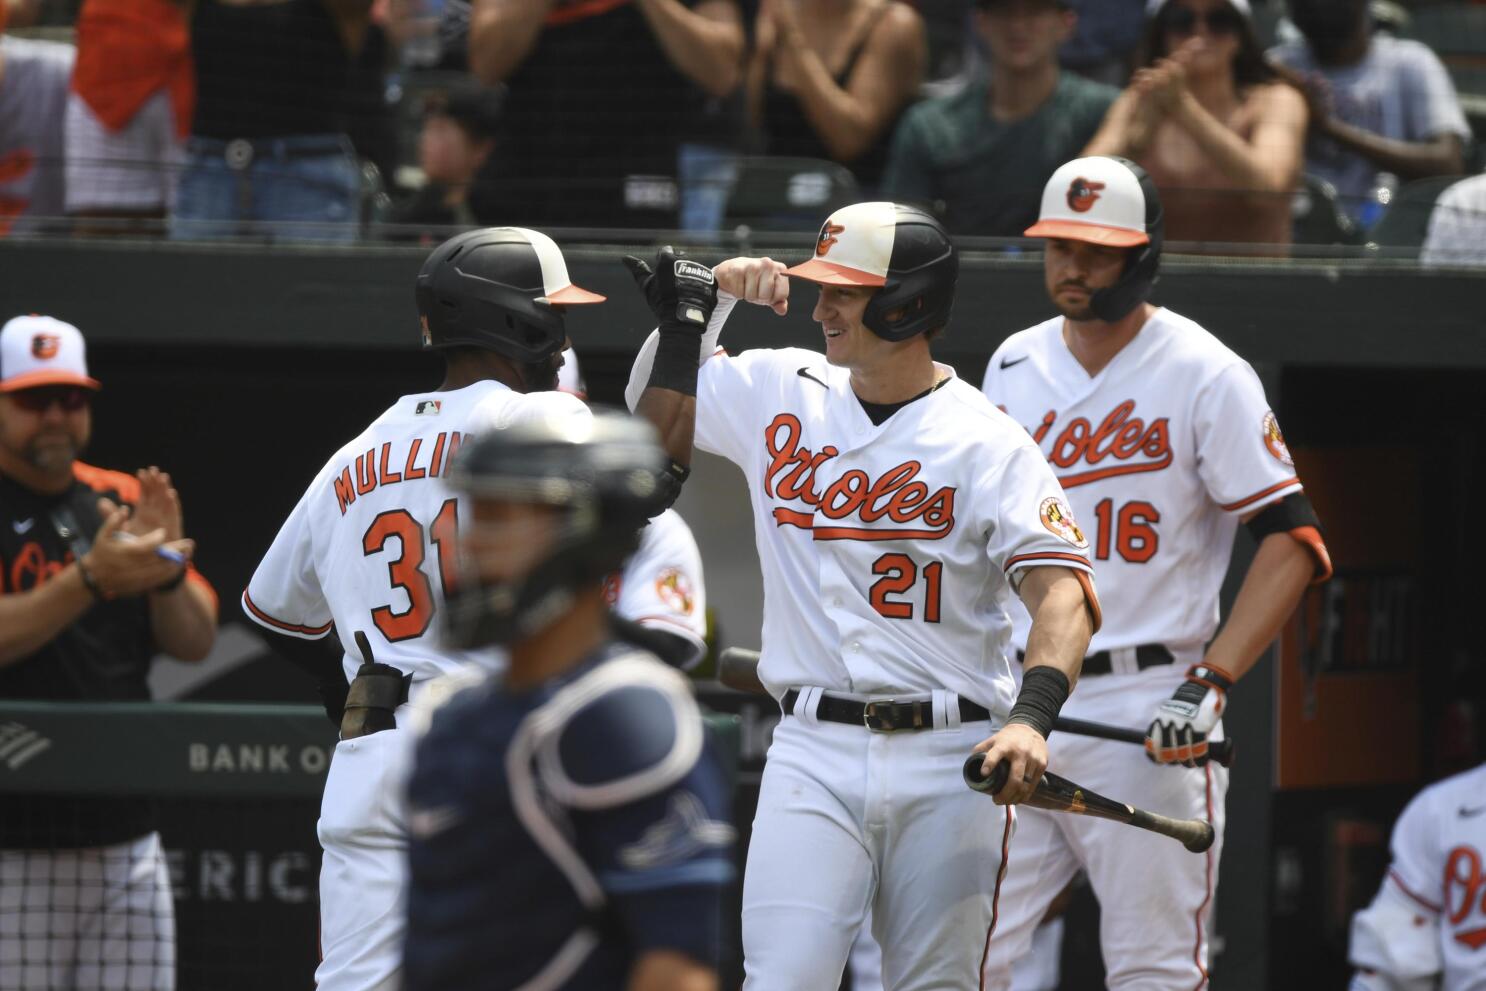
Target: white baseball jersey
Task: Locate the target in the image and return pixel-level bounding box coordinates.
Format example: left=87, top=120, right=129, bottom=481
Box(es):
left=243, top=381, right=590, bottom=684
left=1350, top=763, right=1486, bottom=991
left=608, top=508, right=708, bottom=669
left=680, top=345, right=1096, bottom=712
left=983, top=307, right=1317, bottom=657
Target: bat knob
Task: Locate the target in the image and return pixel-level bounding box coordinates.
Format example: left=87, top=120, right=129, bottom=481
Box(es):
left=963, top=754, right=1009, bottom=795
left=1184, top=821, right=1216, bottom=854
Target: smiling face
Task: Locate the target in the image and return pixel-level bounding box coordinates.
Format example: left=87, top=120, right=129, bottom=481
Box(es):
left=1043, top=238, right=1131, bottom=321
left=812, top=283, right=885, bottom=369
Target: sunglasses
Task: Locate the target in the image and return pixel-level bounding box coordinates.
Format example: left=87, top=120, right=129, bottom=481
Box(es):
left=1163, top=5, right=1245, bottom=35
left=10, top=386, right=91, bottom=413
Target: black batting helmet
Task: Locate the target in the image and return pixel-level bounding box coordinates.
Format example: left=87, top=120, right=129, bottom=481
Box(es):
left=442, top=410, right=667, bottom=648
left=785, top=202, right=958, bottom=342
left=1025, top=156, right=1164, bottom=322
left=415, top=227, right=605, bottom=364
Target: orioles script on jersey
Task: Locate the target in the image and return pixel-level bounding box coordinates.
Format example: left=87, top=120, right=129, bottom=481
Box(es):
left=332, top=430, right=464, bottom=515
left=1027, top=400, right=1172, bottom=488
left=762, top=413, right=956, bottom=540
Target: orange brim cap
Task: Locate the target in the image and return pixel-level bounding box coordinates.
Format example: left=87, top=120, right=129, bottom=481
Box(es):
left=544, top=284, right=607, bottom=305
left=1024, top=220, right=1149, bottom=247
left=783, top=258, right=887, bottom=287
left=0, top=370, right=102, bottom=392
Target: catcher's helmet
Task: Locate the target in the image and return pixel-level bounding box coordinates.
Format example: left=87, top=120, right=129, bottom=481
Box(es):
left=1025, top=156, right=1164, bottom=322
left=442, top=410, right=667, bottom=648
left=415, top=227, right=605, bottom=364
left=785, top=202, right=958, bottom=342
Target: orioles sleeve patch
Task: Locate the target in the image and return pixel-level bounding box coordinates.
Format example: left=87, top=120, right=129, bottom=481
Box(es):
left=1262, top=411, right=1293, bottom=466
left=1039, top=496, right=1089, bottom=550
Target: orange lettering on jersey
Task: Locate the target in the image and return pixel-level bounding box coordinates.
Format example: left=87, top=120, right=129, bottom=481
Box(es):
left=442, top=432, right=463, bottom=476
left=763, top=413, right=957, bottom=540
left=1445, top=846, right=1486, bottom=949
left=378, top=442, right=403, bottom=487
left=334, top=467, right=357, bottom=515
left=10, top=542, right=65, bottom=592
left=355, top=448, right=378, bottom=496
left=1035, top=401, right=1173, bottom=488
left=403, top=438, right=427, bottom=481
left=428, top=432, right=449, bottom=478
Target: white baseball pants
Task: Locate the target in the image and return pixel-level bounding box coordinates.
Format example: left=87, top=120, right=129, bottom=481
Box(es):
left=742, top=690, right=1014, bottom=991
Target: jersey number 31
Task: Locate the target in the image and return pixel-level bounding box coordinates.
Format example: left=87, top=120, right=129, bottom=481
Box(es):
left=361, top=499, right=460, bottom=642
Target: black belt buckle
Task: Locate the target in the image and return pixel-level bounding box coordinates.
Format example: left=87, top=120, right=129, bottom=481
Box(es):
left=863, top=699, right=923, bottom=732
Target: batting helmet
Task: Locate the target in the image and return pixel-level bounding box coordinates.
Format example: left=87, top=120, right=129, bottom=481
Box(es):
left=785, top=202, right=958, bottom=342
left=442, top=410, right=667, bottom=648
left=415, top=227, right=605, bottom=364
left=1025, top=156, right=1164, bottom=322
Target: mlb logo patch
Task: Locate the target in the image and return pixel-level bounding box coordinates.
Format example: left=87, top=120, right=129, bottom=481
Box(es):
left=415, top=400, right=442, bottom=416
left=31, top=334, right=60, bottom=359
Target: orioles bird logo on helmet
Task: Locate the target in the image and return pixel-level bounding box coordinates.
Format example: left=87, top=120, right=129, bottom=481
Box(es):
left=817, top=222, right=845, bottom=256
left=31, top=334, right=60, bottom=359
left=1066, top=178, right=1105, bottom=213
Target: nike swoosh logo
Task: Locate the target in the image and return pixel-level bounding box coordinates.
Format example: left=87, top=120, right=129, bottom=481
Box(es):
left=1460, top=805, right=1486, bottom=818
left=12, top=518, right=34, bottom=535
left=797, top=367, right=828, bottom=389
left=999, top=356, right=1029, bottom=370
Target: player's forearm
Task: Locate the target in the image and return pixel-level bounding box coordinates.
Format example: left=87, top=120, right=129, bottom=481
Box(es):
left=1202, top=531, right=1315, bottom=681
left=635, top=0, right=744, bottom=98
left=0, top=565, right=96, bottom=666
left=627, top=949, right=718, bottom=991
left=149, top=578, right=218, bottom=662
left=467, top=0, right=555, bottom=83
left=636, top=390, right=699, bottom=469
left=1319, top=120, right=1464, bottom=181
left=1019, top=567, right=1095, bottom=689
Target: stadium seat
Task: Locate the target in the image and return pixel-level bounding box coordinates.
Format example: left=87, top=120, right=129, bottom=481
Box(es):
left=1366, top=174, right=1469, bottom=249
left=722, top=156, right=861, bottom=233
left=1292, top=173, right=1361, bottom=246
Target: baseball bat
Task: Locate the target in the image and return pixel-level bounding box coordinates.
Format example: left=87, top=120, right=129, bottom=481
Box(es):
left=963, top=755, right=1216, bottom=854
left=716, top=647, right=1234, bottom=767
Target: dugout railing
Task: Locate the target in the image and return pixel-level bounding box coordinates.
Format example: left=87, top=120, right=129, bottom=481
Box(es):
left=0, top=702, right=741, bottom=991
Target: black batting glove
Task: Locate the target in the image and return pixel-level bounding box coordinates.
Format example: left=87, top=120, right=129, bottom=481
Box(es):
left=623, top=247, right=718, bottom=334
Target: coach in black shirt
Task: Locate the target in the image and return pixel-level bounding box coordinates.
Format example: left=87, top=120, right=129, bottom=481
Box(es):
left=0, top=314, right=217, bottom=991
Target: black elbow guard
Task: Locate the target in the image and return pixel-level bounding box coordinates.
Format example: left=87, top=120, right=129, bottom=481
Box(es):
left=1246, top=491, right=1332, bottom=581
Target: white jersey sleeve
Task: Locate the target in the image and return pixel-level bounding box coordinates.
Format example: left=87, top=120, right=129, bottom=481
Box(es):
left=613, top=509, right=708, bottom=669
left=243, top=486, right=333, bottom=640
left=467, top=387, right=591, bottom=434
left=1193, top=362, right=1302, bottom=516
left=983, top=441, right=1101, bottom=627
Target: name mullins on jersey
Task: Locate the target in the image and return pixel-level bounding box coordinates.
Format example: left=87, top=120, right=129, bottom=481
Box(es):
left=762, top=413, right=956, bottom=540
left=332, top=430, right=464, bottom=515
left=1022, top=400, right=1173, bottom=488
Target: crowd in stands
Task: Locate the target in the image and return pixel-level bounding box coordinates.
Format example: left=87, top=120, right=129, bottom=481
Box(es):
left=0, top=0, right=1484, bottom=256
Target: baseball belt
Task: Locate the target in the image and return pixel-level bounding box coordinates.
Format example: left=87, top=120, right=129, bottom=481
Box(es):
left=1017, top=643, right=1173, bottom=677
left=782, top=689, right=991, bottom=732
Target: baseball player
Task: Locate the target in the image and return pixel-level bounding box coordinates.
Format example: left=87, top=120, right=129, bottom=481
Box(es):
left=560, top=346, right=710, bottom=670
left=979, top=156, right=1332, bottom=989
left=623, top=204, right=1102, bottom=989
left=402, top=412, right=735, bottom=991
left=241, top=227, right=606, bottom=991
left=1348, top=762, right=1486, bottom=991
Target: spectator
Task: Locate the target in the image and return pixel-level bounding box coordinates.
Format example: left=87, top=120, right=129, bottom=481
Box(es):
left=746, top=0, right=927, bottom=193
left=1084, top=0, right=1307, bottom=251
left=468, top=0, right=745, bottom=228
left=0, top=5, right=72, bottom=235
left=65, top=0, right=193, bottom=235
left=0, top=315, right=217, bottom=991
left=1420, top=174, right=1486, bottom=267
left=883, top=0, right=1115, bottom=236
left=1061, top=0, right=1145, bottom=85
left=387, top=83, right=502, bottom=237
left=1269, top=0, right=1469, bottom=226
left=172, top=0, right=385, bottom=242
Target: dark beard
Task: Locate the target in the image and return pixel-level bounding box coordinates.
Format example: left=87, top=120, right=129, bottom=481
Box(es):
left=25, top=434, right=79, bottom=474
left=519, top=354, right=563, bottom=393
